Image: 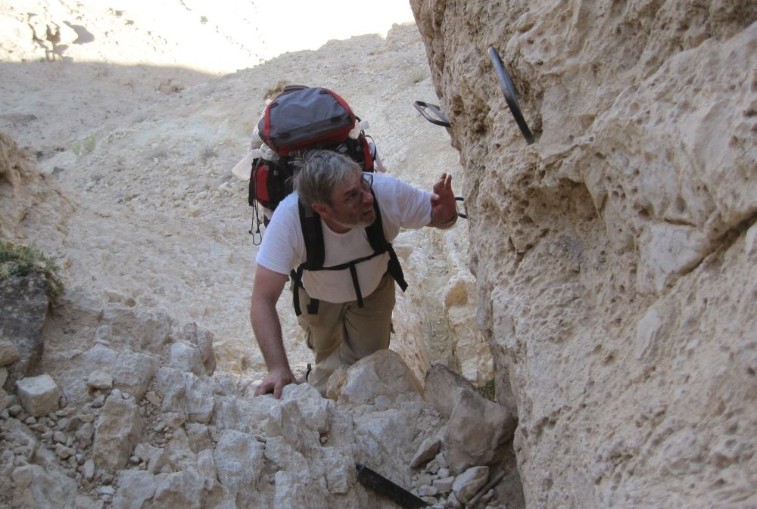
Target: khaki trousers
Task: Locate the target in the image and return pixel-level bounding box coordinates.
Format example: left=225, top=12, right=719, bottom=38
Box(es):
left=295, top=271, right=396, bottom=395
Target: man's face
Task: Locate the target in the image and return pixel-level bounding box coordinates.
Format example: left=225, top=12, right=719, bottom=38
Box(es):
left=316, top=171, right=376, bottom=231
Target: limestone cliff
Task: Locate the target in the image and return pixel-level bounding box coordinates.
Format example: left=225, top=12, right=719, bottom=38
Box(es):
left=410, top=0, right=756, bottom=507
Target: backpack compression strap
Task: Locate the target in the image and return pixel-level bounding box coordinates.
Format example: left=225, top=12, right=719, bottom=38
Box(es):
left=291, top=191, right=408, bottom=316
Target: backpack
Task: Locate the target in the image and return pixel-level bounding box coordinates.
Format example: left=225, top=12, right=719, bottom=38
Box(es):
left=248, top=85, right=375, bottom=222
left=244, top=85, right=407, bottom=314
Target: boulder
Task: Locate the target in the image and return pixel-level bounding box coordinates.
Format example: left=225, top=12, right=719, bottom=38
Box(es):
left=334, top=349, right=422, bottom=406
left=93, top=392, right=143, bottom=471
left=0, top=273, right=49, bottom=389
left=0, top=339, right=20, bottom=366
left=423, top=363, right=478, bottom=419
left=444, top=390, right=516, bottom=473
left=16, top=373, right=60, bottom=416
left=87, top=370, right=113, bottom=390
left=148, top=470, right=203, bottom=509
left=112, top=470, right=157, bottom=509
left=213, top=429, right=265, bottom=496
left=168, top=341, right=203, bottom=376
left=11, top=463, right=77, bottom=509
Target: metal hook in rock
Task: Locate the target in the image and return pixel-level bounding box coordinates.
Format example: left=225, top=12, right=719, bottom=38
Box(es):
left=413, top=100, right=452, bottom=128
left=487, top=46, right=535, bottom=144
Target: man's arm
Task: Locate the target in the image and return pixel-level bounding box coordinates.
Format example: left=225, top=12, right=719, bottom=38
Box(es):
left=428, top=173, right=458, bottom=229
left=250, top=264, right=295, bottom=398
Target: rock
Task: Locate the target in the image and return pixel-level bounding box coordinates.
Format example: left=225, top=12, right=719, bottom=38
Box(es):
left=446, top=491, right=462, bottom=509
left=746, top=224, right=757, bottom=256
left=77, top=345, right=158, bottom=403
left=184, top=422, right=212, bottom=453
left=177, top=323, right=216, bottom=375
left=213, top=429, right=265, bottom=495
left=0, top=340, right=21, bottom=367
left=149, top=470, right=204, bottom=509
left=168, top=341, right=203, bottom=376
left=97, top=485, right=115, bottom=496
left=423, top=364, right=478, bottom=419
left=0, top=273, right=49, bottom=389
left=112, top=470, right=156, bottom=509
left=185, top=374, right=214, bottom=424
left=265, top=397, right=324, bottom=466
left=164, top=427, right=196, bottom=471
left=417, top=484, right=438, bottom=497
left=153, top=368, right=214, bottom=424
left=319, top=447, right=355, bottom=495
left=54, top=443, right=75, bottom=459
left=0, top=387, right=11, bottom=411
left=111, top=351, right=158, bottom=401
left=134, top=443, right=167, bottom=474
left=452, top=466, right=489, bottom=504
left=411, top=435, right=442, bottom=468
left=196, top=448, right=217, bottom=490
left=75, top=494, right=104, bottom=509
left=144, top=391, right=161, bottom=406
left=87, top=370, right=113, bottom=390
left=11, top=463, right=77, bottom=509
left=162, top=411, right=186, bottom=429
left=83, top=459, right=96, bottom=481
left=16, top=374, right=61, bottom=417
left=433, top=475, right=455, bottom=493
left=271, top=470, right=332, bottom=509
left=153, top=367, right=185, bottom=417
left=279, top=383, right=331, bottom=432
left=335, top=349, right=422, bottom=406
left=75, top=421, right=94, bottom=448
left=92, top=393, right=143, bottom=471
left=444, top=390, right=516, bottom=473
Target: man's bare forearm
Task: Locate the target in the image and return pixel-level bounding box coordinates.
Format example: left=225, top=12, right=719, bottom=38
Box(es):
left=250, top=297, right=291, bottom=373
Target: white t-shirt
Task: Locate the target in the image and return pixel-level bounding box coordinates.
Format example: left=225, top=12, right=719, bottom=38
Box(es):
left=256, top=173, right=432, bottom=303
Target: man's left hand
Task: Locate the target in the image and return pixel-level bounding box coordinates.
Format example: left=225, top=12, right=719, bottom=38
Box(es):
left=430, top=173, right=458, bottom=229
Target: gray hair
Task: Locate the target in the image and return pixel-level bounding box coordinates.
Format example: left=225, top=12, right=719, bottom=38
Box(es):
left=294, top=150, right=362, bottom=206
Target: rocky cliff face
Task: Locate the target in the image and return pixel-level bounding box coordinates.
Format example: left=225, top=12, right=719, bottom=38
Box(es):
left=410, top=0, right=756, bottom=507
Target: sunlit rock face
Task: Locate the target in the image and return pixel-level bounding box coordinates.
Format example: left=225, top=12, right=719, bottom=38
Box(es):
left=410, top=1, right=757, bottom=507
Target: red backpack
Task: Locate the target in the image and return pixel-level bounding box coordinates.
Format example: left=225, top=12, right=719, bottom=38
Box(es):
left=249, top=86, right=375, bottom=216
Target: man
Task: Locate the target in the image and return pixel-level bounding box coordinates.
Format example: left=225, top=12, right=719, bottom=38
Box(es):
left=251, top=150, right=458, bottom=398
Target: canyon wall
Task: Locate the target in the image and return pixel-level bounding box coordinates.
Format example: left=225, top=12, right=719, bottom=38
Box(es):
left=410, top=0, right=756, bottom=507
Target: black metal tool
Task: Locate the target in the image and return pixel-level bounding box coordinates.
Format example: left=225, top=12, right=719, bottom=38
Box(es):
left=356, top=463, right=429, bottom=508
left=487, top=46, right=535, bottom=144
left=413, top=100, right=451, bottom=128
left=456, top=196, right=468, bottom=219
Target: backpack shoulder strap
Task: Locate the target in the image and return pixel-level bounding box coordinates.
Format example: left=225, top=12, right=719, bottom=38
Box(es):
left=366, top=194, right=408, bottom=292
left=291, top=200, right=324, bottom=316
left=298, top=200, right=325, bottom=269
